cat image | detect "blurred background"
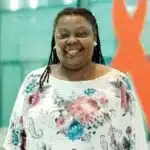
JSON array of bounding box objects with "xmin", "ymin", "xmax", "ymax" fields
[{"xmin": 0, "ymin": 0, "xmax": 150, "ymax": 148}]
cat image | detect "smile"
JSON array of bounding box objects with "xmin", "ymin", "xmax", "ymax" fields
[
  {"xmin": 65, "ymin": 48, "xmax": 83, "ymax": 55},
  {"xmin": 66, "ymin": 50, "xmax": 81, "ymax": 55}
]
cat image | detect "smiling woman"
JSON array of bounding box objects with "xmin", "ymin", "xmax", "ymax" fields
[{"xmin": 3, "ymin": 7, "xmax": 148, "ymax": 150}]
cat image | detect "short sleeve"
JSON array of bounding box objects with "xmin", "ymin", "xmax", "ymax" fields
[
  {"xmin": 3, "ymin": 71, "xmax": 40, "ymax": 150},
  {"xmin": 120, "ymin": 74, "xmax": 149, "ymax": 150}
]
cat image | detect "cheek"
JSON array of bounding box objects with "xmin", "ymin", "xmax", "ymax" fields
[
  {"xmin": 55, "ymin": 41, "xmax": 66, "ymax": 58},
  {"xmin": 56, "ymin": 40, "xmax": 66, "ymax": 50},
  {"xmin": 80, "ymin": 39, "xmax": 94, "ymax": 54},
  {"xmin": 81, "ymin": 37, "xmax": 94, "ymax": 47}
]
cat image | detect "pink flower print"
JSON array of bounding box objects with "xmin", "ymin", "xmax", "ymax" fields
[
  {"xmin": 68, "ymin": 97, "xmax": 100, "ymax": 125},
  {"xmin": 55, "ymin": 115, "xmax": 65, "ymax": 127},
  {"xmin": 86, "ymin": 99, "xmax": 100, "ymax": 110},
  {"xmin": 121, "ymin": 85, "xmax": 127, "ymax": 109},
  {"xmin": 28, "ymin": 91, "xmax": 40, "ymax": 105},
  {"xmin": 126, "ymin": 126, "xmax": 132, "ymax": 135},
  {"xmin": 99, "ymin": 97, "xmax": 108, "ymax": 105},
  {"xmin": 81, "ymin": 113, "xmax": 94, "ymax": 125}
]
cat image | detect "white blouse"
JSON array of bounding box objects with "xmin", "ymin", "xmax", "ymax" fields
[{"xmin": 3, "ymin": 67, "xmax": 148, "ymax": 150}]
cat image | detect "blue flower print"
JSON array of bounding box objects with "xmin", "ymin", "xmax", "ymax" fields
[
  {"xmin": 124, "ymin": 78, "xmax": 132, "ymax": 90},
  {"xmin": 25, "ymin": 79, "xmax": 37, "ymax": 94},
  {"xmin": 12, "ymin": 129, "xmax": 20, "ymax": 146},
  {"xmin": 84, "ymin": 88, "xmax": 96, "ymax": 96},
  {"xmin": 66, "ymin": 119, "xmax": 84, "ymax": 141}
]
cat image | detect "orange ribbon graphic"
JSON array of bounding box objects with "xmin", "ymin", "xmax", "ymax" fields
[{"xmin": 111, "ymin": 0, "xmax": 150, "ymax": 127}]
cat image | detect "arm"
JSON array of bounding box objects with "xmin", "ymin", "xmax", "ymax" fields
[
  {"xmin": 121, "ymin": 74, "xmax": 148, "ymax": 150},
  {"xmin": 3, "ymin": 71, "xmax": 39, "ymax": 150}
]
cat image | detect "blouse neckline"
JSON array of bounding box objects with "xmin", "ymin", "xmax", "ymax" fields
[{"xmin": 49, "ymin": 67, "xmax": 116, "ymax": 85}]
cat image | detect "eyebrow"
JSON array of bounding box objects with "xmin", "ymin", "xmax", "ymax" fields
[
  {"xmin": 57, "ymin": 28, "xmax": 68, "ymax": 32},
  {"xmin": 76, "ymin": 25, "xmax": 88, "ymax": 29},
  {"xmin": 58, "ymin": 26, "xmax": 89, "ymax": 32}
]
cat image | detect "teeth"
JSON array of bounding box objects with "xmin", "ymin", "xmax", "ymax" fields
[{"xmin": 66, "ymin": 50, "xmax": 79, "ymax": 54}]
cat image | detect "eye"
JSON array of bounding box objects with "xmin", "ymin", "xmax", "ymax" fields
[
  {"xmin": 59, "ymin": 33, "xmax": 69, "ymax": 39},
  {"xmin": 76, "ymin": 32, "xmax": 88, "ymax": 38}
]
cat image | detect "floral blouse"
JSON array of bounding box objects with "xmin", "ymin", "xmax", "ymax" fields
[{"xmin": 3, "ymin": 67, "xmax": 148, "ymax": 150}]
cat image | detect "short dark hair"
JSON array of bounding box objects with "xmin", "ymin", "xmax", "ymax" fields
[{"xmin": 39, "ymin": 7, "xmax": 105, "ymax": 89}]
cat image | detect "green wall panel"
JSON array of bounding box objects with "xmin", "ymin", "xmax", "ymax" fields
[{"xmin": 1, "ymin": 65, "xmax": 22, "ymax": 126}]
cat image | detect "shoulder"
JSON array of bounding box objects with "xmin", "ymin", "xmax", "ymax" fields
[
  {"xmin": 25, "ymin": 66, "xmax": 46, "ymax": 80},
  {"xmin": 96, "ymin": 64, "xmax": 128, "ymax": 79},
  {"xmin": 109, "ymin": 67, "xmax": 128, "ymax": 78},
  {"xmin": 107, "ymin": 67, "xmax": 133, "ymax": 90},
  {"xmin": 20, "ymin": 66, "xmax": 46, "ymax": 94}
]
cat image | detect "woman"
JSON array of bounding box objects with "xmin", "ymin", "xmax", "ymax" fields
[{"xmin": 3, "ymin": 7, "xmax": 148, "ymax": 150}]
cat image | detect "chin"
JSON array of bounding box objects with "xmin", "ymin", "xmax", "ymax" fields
[{"xmin": 63, "ymin": 62, "xmax": 85, "ymax": 70}]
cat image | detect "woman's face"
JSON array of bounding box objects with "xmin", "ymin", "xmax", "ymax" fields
[{"xmin": 54, "ymin": 15, "xmax": 96, "ymax": 70}]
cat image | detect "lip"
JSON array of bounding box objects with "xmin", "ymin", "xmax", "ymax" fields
[{"xmin": 65, "ymin": 49, "xmax": 82, "ymax": 56}]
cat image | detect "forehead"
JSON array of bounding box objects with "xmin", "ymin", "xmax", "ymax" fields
[{"xmin": 55, "ymin": 15, "xmax": 92, "ymax": 30}]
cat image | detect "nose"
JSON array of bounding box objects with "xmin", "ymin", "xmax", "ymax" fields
[{"xmin": 67, "ymin": 35, "xmax": 77, "ymax": 45}]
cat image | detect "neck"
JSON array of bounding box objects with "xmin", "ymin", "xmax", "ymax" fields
[{"xmin": 58, "ymin": 62, "xmax": 96, "ymax": 81}]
